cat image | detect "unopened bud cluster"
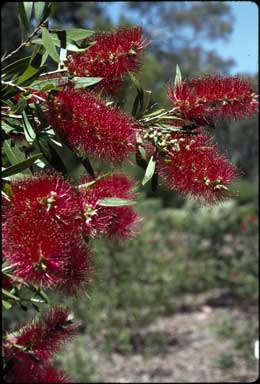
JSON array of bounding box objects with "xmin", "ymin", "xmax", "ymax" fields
[{"xmin": 143, "ymin": 127, "xmax": 186, "ymax": 153}]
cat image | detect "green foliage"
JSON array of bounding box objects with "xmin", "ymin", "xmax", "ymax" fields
[{"xmin": 142, "ymin": 155, "xmax": 156, "ymax": 186}]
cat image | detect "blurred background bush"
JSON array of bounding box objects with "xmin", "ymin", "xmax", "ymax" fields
[{"xmin": 2, "ymin": 2, "xmax": 258, "ymax": 382}]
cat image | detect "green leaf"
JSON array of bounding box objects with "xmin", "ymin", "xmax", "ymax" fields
[
  {"xmin": 24, "ymin": 2, "xmax": 33, "ymax": 25},
  {"xmin": 1, "ymin": 56, "xmax": 31, "ymax": 80},
  {"xmin": 73, "ymin": 77, "xmax": 102, "ymax": 88},
  {"xmin": 3, "ymin": 140, "xmax": 25, "ymax": 164},
  {"xmin": 99, "ymin": 198, "xmax": 136, "ymax": 207},
  {"xmin": 17, "ymin": 50, "xmax": 45, "ymax": 86},
  {"xmin": 22, "ymin": 111, "xmax": 36, "ymax": 143},
  {"xmin": 41, "ymin": 49, "xmax": 49, "ymax": 66},
  {"xmin": 38, "ymin": 137, "xmax": 68, "ymax": 175},
  {"xmin": 174, "ymin": 64, "xmax": 182, "ymax": 87},
  {"xmin": 3, "ymin": 300, "xmax": 12, "ymax": 310},
  {"xmin": 143, "ymin": 90, "xmax": 152, "ymax": 114},
  {"xmin": 128, "ymin": 71, "xmax": 142, "ymax": 92},
  {"xmin": 42, "ymin": 27, "xmax": 60, "ymax": 63},
  {"xmin": 129, "ymin": 72, "xmax": 144, "ymax": 118},
  {"xmin": 37, "ymin": 289, "xmax": 49, "ymax": 303},
  {"xmin": 66, "ymin": 42, "xmax": 90, "ymax": 52},
  {"xmin": 142, "ymin": 155, "xmax": 156, "ymax": 186},
  {"xmin": 2, "ymin": 288, "xmax": 21, "ymax": 301},
  {"xmin": 2, "ymin": 153, "xmax": 44, "ymax": 178},
  {"xmin": 158, "ymin": 123, "xmax": 182, "ymax": 132},
  {"xmin": 1, "ymin": 120, "xmax": 15, "ymax": 134},
  {"xmin": 50, "ymin": 28, "xmax": 93, "ymax": 42},
  {"xmin": 18, "ymin": 3, "xmax": 31, "ymax": 34},
  {"xmin": 34, "ymin": 2, "xmax": 46, "ymax": 22},
  {"xmin": 66, "ymin": 28, "xmax": 94, "ymax": 41},
  {"xmin": 32, "ymin": 36, "xmax": 90, "ymax": 52},
  {"xmin": 143, "ymin": 108, "xmax": 165, "ymax": 118}
]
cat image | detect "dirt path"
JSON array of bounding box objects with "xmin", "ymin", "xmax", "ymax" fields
[{"xmin": 95, "ymin": 304, "xmax": 258, "ymax": 382}]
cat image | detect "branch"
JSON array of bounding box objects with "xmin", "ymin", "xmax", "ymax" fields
[{"xmin": 1, "ymin": 16, "xmax": 49, "ymax": 64}]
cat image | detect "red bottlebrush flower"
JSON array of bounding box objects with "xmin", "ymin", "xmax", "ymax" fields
[
  {"xmin": 168, "ymin": 76, "xmax": 258, "ymax": 124},
  {"xmin": 2, "ymin": 172, "xmax": 90, "ymax": 289},
  {"xmin": 47, "ymin": 87, "xmax": 139, "ymax": 163},
  {"xmin": 67, "ymin": 26, "xmax": 147, "ymax": 94},
  {"xmin": 158, "ymin": 129, "xmax": 239, "ymax": 202},
  {"xmin": 79, "ymin": 173, "xmax": 140, "ymax": 239},
  {"xmin": 4, "ymin": 362, "xmax": 71, "ymax": 383},
  {"xmin": 3, "ymin": 308, "xmax": 76, "ymax": 383},
  {"xmin": 57, "ymin": 240, "xmax": 94, "ymax": 296},
  {"xmin": 34, "ymin": 366, "xmax": 71, "ymax": 383},
  {"xmin": 7, "ymin": 172, "xmax": 81, "ymax": 220},
  {"xmin": 4, "ymin": 307, "xmax": 78, "ymax": 364}
]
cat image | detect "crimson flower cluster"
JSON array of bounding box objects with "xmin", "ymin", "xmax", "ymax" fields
[
  {"xmin": 3, "ymin": 172, "xmax": 138, "ymax": 291},
  {"xmin": 47, "ymin": 87, "xmax": 140, "ymax": 163},
  {"xmin": 141, "ymin": 75, "xmax": 258, "ymax": 202},
  {"xmin": 3, "ymin": 307, "xmax": 77, "ymax": 383},
  {"xmin": 79, "ymin": 173, "xmax": 140, "ymax": 239},
  {"xmin": 67, "ymin": 26, "xmax": 146, "ymax": 94},
  {"xmin": 157, "ymin": 129, "xmax": 239, "ymax": 202},
  {"xmin": 2, "ymin": 172, "xmax": 91, "ymax": 293},
  {"xmin": 168, "ymin": 75, "xmax": 258, "ymax": 125}
]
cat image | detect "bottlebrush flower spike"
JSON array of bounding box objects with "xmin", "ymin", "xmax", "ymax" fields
[
  {"xmin": 67, "ymin": 26, "xmax": 147, "ymax": 94},
  {"xmin": 79, "ymin": 173, "xmax": 140, "ymax": 239},
  {"xmin": 158, "ymin": 129, "xmax": 239, "ymax": 202},
  {"xmin": 57, "ymin": 240, "xmax": 94, "ymax": 296},
  {"xmin": 4, "ymin": 362, "xmax": 71, "ymax": 383},
  {"xmin": 2, "ymin": 172, "xmax": 91, "ymax": 290},
  {"xmin": 3, "ymin": 307, "xmax": 76, "ymax": 383},
  {"xmin": 168, "ymin": 76, "xmax": 258, "ymax": 124},
  {"xmin": 4, "ymin": 307, "xmax": 79, "ymax": 364},
  {"xmin": 47, "ymin": 87, "xmax": 139, "ymax": 163}
]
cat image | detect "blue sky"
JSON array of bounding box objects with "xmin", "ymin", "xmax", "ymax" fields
[
  {"xmin": 209, "ymin": 1, "xmax": 258, "ymax": 75},
  {"xmin": 105, "ymin": 1, "xmax": 258, "ymax": 75}
]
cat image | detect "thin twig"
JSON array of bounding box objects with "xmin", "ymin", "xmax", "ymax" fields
[
  {"xmin": 1, "ymin": 81, "xmax": 46, "ymax": 101},
  {"xmin": 1, "ymin": 16, "xmax": 49, "ymax": 64},
  {"xmin": 39, "ymin": 68, "xmax": 68, "ymax": 77}
]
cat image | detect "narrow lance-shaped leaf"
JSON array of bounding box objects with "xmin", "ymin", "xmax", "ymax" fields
[
  {"xmin": 174, "ymin": 64, "xmax": 182, "ymax": 87},
  {"xmin": 99, "ymin": 197, "xmax": 136, "ymax": 207},
  {"xmin": 24, "ymin": 2, "xmax": 33, "ymax": 25},
  {"xmin": 17, "ymin": 47, "xmax": 45, "ymax": 86},
  {"xmin": 49, "ymin": 28, "xmax": 94, "ymax": 42},
  {"xmin": 2, "ymin": 288, "xmax": 21, "ymax": 301},
  {"xmin": 73, "ymin": 77, "xmax": 103, "ymax": 88},
  {"xmin": 3, "ymin": 140, "xmax": 29, "ymax": 168},
  {"xmin": 3, "ymin": 300, "xmax": 12, "ymax": 310},
  {"xmin": 18, "ymin": 2, "xmax": 32, "ymax": 36},
  {"xmin": 142, "ymin": 155, "xmax": 156, "ymax": 186},
  {"xmin": 41, "ymin": 27, "xmax": 60, "ymax": 63},
  {"xmin": 65, "ymin": 28, "xmax": 94, "ymax": 41},
  {"xmin": 2, "ymin": 153, "xmax": 44, "ymax": 178},
  {"xmin": 34, "ymin": 2, "xmax": 46, "ymax": 23},
  {"xmin": 22, "ymin": 110, "xmax": 36, "ymax": 143}
]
